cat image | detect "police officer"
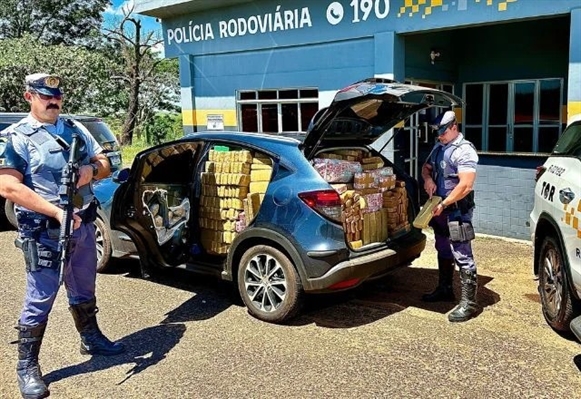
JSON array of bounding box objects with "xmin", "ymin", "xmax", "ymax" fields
[
  {"xmin": 0, "ymin": 73, "xmax": 125, "ymax": 399},
  {"xmin": 420, "ymin": 110, "xmax": 479, "ymax": 322}
]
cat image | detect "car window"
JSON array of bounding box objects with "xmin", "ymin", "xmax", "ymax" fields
[
  {"xmin": 80, "ymin": 120, "xmax": 118, "ymax": 143},
  {"xmin": 552, "ymin": 122, "xmax": 581, "ymax": 158},
  {"xmin": 0, "ymin": 119, "xmax": 22, "ymax": 132},
  {"xmin": 141, "ymin": 143, "xmax": 199, "ymax": 184}
]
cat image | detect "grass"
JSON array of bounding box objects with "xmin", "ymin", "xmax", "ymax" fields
[{"xmin": 119, "ymin": 136, "xmax": 149, "ymax": 168}]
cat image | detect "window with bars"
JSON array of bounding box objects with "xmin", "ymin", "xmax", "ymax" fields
[
  {"xmin": 463, "ymin": 78, "xmax": 564, "ymax": 154},
  {"xmin": 237, "ymin": 88, "xmax": 319, "ymax": 133}
]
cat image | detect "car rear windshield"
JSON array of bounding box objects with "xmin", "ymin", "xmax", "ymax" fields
[
  {"xmin": 553, "ymin": 122, "xmax": 581, "ymax": 158},
  {"xmin": 80, "ymin": 120, "xmax": 118, "ymax": 143}
]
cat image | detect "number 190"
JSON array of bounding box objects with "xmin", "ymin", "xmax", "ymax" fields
[{"xmin": 350, "ymin": 0, "xmax": 390, "ymax": 22}]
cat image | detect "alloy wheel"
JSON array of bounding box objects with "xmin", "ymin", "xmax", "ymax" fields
[
  {"xmin": 243, "ymin": 253, "xmax": 288, "ymax": 313},
  {"xmin": 541, "ymin": 244, "xmax": 563, "ymax": 316}
]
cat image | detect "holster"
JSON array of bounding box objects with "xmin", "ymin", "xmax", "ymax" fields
[
  {"xmin": 79, "ymin": 200, "xmax": 98, "ymax": 223},
  {"xmin": 14, "ymin": 237, "xmax": 40, "ymax": 272},
  {"xmin": 448, "ymin": 220, "xmax": 475, "ymax": 242},
  {"xmin": 46, "ymin": 217, "xmax": 61, "ymax": 240}
]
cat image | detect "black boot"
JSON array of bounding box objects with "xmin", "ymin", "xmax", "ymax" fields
[
  {"xmin": 16, "ymin": 323, "xmax": 49, "ymax": 399},
  {"xmin": 69, "ymin": 298, "xmax": 125, "ymax": 356},
  {"xmin": 448, "ymin": 269, "xmax": 479, "ymax": 322},
  {"xmin": 422, "ymin": 258, "xmax": 455, "ymax": 302}
]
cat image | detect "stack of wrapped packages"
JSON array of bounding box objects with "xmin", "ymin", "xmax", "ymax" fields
[
  {"xmin": 199, "ymin": 148, "xmax": 271, "ymax": 255},
  {"xmin": 313, "ymin": 150, "xmax": 410, "ymax": 249}
]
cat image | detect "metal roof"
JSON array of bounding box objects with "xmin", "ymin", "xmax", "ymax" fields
[{"xmin": 134, "ymin": 0, "xmax": 253, "ymax": 19}]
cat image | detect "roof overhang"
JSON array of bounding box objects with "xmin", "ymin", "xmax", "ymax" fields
[{"xmin": 135, "ymin": 0, "xmax": 254, "ymax": 19}]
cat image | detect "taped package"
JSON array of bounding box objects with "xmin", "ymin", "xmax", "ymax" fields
[{"xmin": 413, "ymin": 196, "xmax": 442, "ymax": 229}]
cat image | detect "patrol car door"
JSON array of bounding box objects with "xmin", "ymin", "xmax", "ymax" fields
[
  {"xmin": 543, "ymin": 122, "xmax": 581, "ymax": 292},
  {"xmin": 112, "ymin": 141, "xmax": 201, "ymax": 267}
]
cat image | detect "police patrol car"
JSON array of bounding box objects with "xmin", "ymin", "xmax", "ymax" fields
[{"xmin": 529, "ymin": 115, "xmax": 581, "ymax": 336}]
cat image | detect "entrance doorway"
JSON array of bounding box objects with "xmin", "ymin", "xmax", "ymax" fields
[{"xmin": 401, "ymin": 81, "xmax": 454, "ymax": 180}]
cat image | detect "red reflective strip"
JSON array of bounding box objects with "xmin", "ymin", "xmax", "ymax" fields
[{"xmin": 328, "ymin": 278, "xmax": 360, "ymax": 290}]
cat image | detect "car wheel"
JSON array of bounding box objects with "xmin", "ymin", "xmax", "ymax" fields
[
  {"xmin": 5, "ymin": 199, "xmax": 17, "ymax": 228},
  {"xmin": 538, "ymin": 235, "xmax": 576, "ymax": 331},
  {"xmin": 94, "ymin": 217, "xmax": 113, "ymax": 273},
  {"xmin": 238, "ymin": 245, "xmax": 303, "ymax": 323}
]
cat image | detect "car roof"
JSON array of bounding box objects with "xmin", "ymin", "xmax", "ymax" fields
[
  {"xmin": 184, "ymin": 130, "xmax": 303, "ymax": 145},
  {"xmin": 148, "ymin": 130, "xmax": 303, "ymax": 166},
  {"xmin": 0, "ymin": 112, "xmax": 103, "ymax": 122},
  {"xmin": 568, "ymin": 114, "xmax": 581, "ymax": 126}
]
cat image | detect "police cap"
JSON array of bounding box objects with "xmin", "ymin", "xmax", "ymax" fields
[
  {"xmin": 25, "ymin": 73, "xmax": 63, "ymax": 96},
  {"xmin": 431, "ymin": 110, "xmax": 457, "ymax": 136}
]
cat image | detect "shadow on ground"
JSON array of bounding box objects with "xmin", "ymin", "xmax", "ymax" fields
[
  {"xmin": 105, "ymin": 258, "xmax": 501, "ymax": 330},
  {"xmin": 44, "ymin": 323, "xmax": 187, "ymax": 386},
  {"xmin": 293, "ymin": 265, "xmax": 500, "ymax": 328}
]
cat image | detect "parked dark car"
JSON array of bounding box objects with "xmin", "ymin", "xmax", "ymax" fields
[
  {"xmin": 91, "ymin": 173, "xmax": 138, "ymax": 272},
  {"xmin": 111, "ymin": 78, "xmax": 463, "ymax": 323},
  {"xmin": 0, "ymin": 112, "xmax": 133, "ymax": 271}
]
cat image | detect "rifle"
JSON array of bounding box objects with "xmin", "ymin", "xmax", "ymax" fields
[{"xmin": 57, "ymin": 132, "xmax": 81, "ymax": 286}]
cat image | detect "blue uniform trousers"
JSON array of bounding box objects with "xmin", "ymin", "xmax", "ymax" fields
[
  {"xmin": 430, "ymin": 208, "xmax": 477, "ymax": 273},
  {"xmin": 19, "ymin": 222, "xmax": 97, "ymax": 326}
]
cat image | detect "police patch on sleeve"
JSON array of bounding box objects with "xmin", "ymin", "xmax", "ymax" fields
[{"xmin": 0, "ymin": 136, "xmax": 27, "ymax": 172}]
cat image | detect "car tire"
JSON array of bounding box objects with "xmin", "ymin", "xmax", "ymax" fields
[
  {"xmin": 238, "ymin": 245, "xmax": 303, "ymax": 324},
  {"xmin": 94, "ymin": 217, "xmax": 113, "ymax": 273},
  {"xmin": 5, "ymin": 199, "xmax": 17, "ymax": 228},
  {"xmin": 538, "ymin": 235, "xmax": 577, "ymax": 332}
]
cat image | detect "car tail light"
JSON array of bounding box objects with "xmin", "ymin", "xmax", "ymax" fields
[
  {"xmin": 535, "ymin": 166, "xmax": 546, "ymax": 182},
  {"xmin": 101, "ymin": 142, "xmax": 120, "ymax": 152},
  {"xmin": 298, "ymin": 190, "xmax": 342, "ymax": 223}
]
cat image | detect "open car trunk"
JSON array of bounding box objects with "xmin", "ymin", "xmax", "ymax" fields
[{"xmin": 312, "ymin": 146, "xmax": 417, "ymax": 250}]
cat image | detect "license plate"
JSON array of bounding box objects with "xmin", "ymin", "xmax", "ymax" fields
[{"xmin": 109, "ymin": 155, "xmax": 121, "ymax": 166}]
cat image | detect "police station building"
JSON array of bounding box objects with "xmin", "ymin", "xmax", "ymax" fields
[{"xmin": 135, "ymin": 0, "xmax": 581, "ymax": 241}]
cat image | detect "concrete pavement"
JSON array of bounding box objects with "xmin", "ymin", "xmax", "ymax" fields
[{"xmin": 1, "ymin": 229, "xmax": 580, "ymax": 398}]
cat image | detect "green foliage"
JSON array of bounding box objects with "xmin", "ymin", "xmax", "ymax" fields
[
  {"xmin": 120, "ymin": 138, "xmax": 149, "ymax": 168},
  {"xmin": 112, "ymin": 112, "xmax": 184, "ymax": 166},
  {"xmin": 0, "ymin": 6, "xmax": 181, "ymax": 148},
  {"xmin": 0, "ymin": 0, "xmax": 110, "ymax": 46},
  {"xmin": 143, "ymin": 112, "xmax": 183, "ymax": 146},
  {"xmin": 0, "ymin": 35, "xmax": 123, "ymax": 114}
]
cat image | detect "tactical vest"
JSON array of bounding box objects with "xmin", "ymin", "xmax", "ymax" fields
[
  {"xmin": 429, "ymin": 138, "xmax": 476, "ymax": 211},
  {"xmin": 12, "ymin": 119, "xmax": 94, "ymax": 208}
]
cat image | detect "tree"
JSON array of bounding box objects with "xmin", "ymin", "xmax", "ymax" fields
[
  {"xmin": 0, "ymin": 4, "xmax": 181, "ymax": 145},
  {"xmin": 0, "ymin": 35, "xmax": 121, "ymax": 115},
  {"xmin": 0, "ymin": 0, "xmax": 110, "ymax": 46},
  {"xmin": 103, "ymin": 7, "xmax": 178, "ymax": 145}
]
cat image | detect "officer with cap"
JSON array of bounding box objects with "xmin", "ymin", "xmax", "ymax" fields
[
  {"xmin": 0, "ymin": 73, "xmax": 125, "ymax": 399},
  {"xmin": 420, "ymin": 110, "xmax": 480, "ymax": 322}
]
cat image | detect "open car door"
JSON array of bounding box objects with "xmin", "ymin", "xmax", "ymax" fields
[{"xmin": 111, "ymin": 140, "xmax": 201, "ymax": 267}]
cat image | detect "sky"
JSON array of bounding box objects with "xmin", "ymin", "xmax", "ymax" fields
[{"xmin": 104, "ymin": 0, "xmax": 165, "ymax": 53}]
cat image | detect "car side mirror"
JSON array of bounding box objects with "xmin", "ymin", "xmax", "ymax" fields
[{"xmin": 113, "ymin": 168, "xmax": 131, "ymax": 183}]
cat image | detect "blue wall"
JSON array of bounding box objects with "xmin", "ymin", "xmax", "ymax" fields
[
  {"xmin": 162, "ymin": 0, "xmax": 580, "ymax": 58},
  {"xmin": 188, "ymin": 16, "xmax": 571, "ymax": 99},
  {"xmin": 403, "ymin": 16, "xmax": 570, "ymax": 97},
  {"xmin": 192, "ymin": 38, "xmax": 375, "ymax": 94}
]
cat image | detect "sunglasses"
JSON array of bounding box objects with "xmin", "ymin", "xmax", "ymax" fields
[
  {"xmin": 31, "ymin": 91, "xmax": 63, "ymax": 101},
  {"xmin": 431, "ymin": 121, "xmax": 454, "ymax": 136}
]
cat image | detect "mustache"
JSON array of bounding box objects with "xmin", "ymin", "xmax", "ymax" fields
[{"xmin": 46, "ymin": 104, "xmax": 60, "ymax": 110}]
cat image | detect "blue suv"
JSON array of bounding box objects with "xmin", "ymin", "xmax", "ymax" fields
[{"xmin": 112, "ymin": 78, "xmax": 463, "ymax": 323}]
